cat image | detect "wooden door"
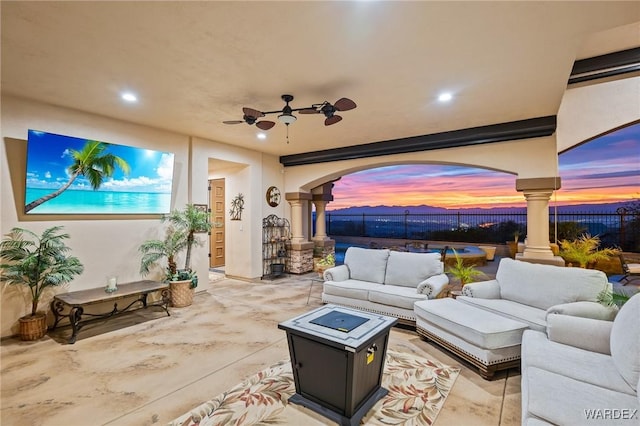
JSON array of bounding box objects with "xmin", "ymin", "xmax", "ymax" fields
[{"xmin": 209, "ymin": 178, "xmax": 225, "ymax": 268}]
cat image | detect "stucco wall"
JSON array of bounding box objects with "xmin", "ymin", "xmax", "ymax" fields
[
  {"xmin": 557, "ymin": 76, "xmax": 640, "ymax": 152},
  {"xmin": 0, "ymin": 96, "xmax": 279, "ymax": 337}
]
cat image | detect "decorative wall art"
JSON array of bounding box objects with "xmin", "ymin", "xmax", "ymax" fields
[
  {"xmin": 230, "ymin": 194, "xmax": 245, "ymax": 221},
  {"xmin": 24, "ymin": 130, "xmax": 175, "ymax": 214},
  {"xmin": 266, "ymin": 186, "xmax": 281, "ymax": 207}
]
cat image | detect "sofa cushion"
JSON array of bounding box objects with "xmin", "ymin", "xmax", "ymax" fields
[
  {"xmin": 383, "ymin": 251, "xmax": 443, "ymax": 288},
  {"xmin": 323, "ymin": 279, "xmax": 379, "ymax": 301},
  {"xmin": 367, "ymin": 285, "xmax": 428, "ymax": 310},
  {"xmin": 457, "ymin": 296, "xmax": 547, "ymax": 332},
  {"xmin": 610, "ymin": 293, "xmax": 640, "ymax": 389},
  {"xmin": 522, "ymin": 329, "xmax": 635, "ymax": 396},
  {"xmin": 496, "ymin": 258, "xmax": 608, "ymax": 310},
  {"xmin": 344, "ymin": 247, "xmax": 390, "ymax": 284},
  {"xmin": 414, "ymin": 299, "xmax": 528, "ymax": 349},
  {"xmin": 525, "ymin": 367, "xmax": 639, "ymax": 425}
]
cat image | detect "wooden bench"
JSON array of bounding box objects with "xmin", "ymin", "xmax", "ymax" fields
[{"xmin": 50, "ymin": 280, "xmax": 170, "ymax": 344}]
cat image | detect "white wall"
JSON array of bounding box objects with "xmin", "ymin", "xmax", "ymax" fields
[
  {"xmin": 191, "ymin": 137, "xmax": 284, "ymax": 280},
  {"xmin": 0, "ymin": 97, "xmax": 280, "ymax": 337},
  {"xmin": 557, "ymin": 76, "xmax": 640, "ymax": 152}
]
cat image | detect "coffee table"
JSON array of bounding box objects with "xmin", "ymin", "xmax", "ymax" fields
[{"xmin": 278, "ymin": 305, "xmax": 397, "ymax": 426}]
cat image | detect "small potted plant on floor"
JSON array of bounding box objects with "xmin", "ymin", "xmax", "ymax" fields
[
  {"xmin": 139, "ymin": 204, "xmax": 212, "ymax": 307},
  {"xmin": 0, "ymin": 226, "xmax": 84, "ymax": 340},
  {"xmin": 315, "ymin": 253, "xmax": 335, "ymax": 277},
  {"xmin": 446, "ymin": 249, "xmax": 486, "ymax": 290}
]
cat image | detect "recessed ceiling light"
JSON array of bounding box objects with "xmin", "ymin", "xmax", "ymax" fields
[
  {"xmin": 257, "ymin": 133, "xmax": 267, "ymax": 140},
  {"xmin": 438, "ymin": 93, "xmax": 453, "ymax": 102},
  {"xmin": 121, "ymin": 92, "xmax": 138, "ymax": 103}
]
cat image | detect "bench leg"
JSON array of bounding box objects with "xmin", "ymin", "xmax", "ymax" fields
[
  {"xmin": 161, "ymin": 289, "xmax": 171, "ymax": 316},
  {"xmin": 68, "ymin": 306, "xmax": 84, "ymax": 344}
]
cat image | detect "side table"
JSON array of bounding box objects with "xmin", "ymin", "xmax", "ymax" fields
[{"xmin": 450, "ymin": 290, "xmax": 463, "ymax": 299}]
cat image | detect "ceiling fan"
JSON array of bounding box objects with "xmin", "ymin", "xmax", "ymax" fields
[{"xmin": 223, "ymin": 94, "xmax": 357, "ymax": 130}]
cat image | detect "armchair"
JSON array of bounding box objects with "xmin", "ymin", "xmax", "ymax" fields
[{"xmin": 521, "ymin": 293, "xmax": 639, "ymax": 425}]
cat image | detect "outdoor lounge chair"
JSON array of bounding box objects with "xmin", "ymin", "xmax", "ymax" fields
[{"xmin": 620, "ymin": 254, "xmax": 640, "ymax": 284}]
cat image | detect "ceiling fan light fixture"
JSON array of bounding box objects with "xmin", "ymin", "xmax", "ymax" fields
[{"xmin": 278, "ymin": 113, "xmax": 297, "ymax": 125}]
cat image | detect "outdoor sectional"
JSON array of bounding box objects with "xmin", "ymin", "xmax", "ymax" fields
[
  {"xmin": 414, "ymin": 258, "xmax": 617, "ymax": 378},
  {"xmin": 322, "ymin": 247, "xmax": 449, "ymax": 324}
]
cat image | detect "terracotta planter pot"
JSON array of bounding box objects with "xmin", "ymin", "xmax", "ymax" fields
[
  {"xmin": 478, "ymin": 245, "xmax": 496, "ymax": 261},
  {"xmin": 170, "ymin": 279, "xmax": 194, "ymax": 308},
  {"xmin": 19, "ymin": 312, "xmax": 47, "ymax": 341}
]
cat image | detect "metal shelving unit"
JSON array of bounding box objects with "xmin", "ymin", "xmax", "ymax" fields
[{"xmin": 262, "ymin": 214, "xmax": 291, "ymax": 279}]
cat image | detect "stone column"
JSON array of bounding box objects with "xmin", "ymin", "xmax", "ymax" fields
[
  {"xmin": 515, "ymin": 177, "xmax": 565, "ymax": 266},
  {"xmin": 312, "ymin": 200, "xmax": 329, "ymax": 241},
  {"xmin": 285, "ymin": 192, "xmax": 314, "ymax": 273}
]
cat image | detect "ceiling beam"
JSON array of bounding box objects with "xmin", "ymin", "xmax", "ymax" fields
[
  {"xmin": 569, "ymin": 47, "xmax": 640, "ymax": 85},
  {"xmin": 280, "ymin": 115, "xmax": 557, "ymax": 167}
]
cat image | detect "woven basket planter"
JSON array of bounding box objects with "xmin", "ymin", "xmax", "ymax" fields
[
  {"xmin": 170, "ymin": 280, "xmax": 194, "ymax": 308},
  {"xmin": 18, "ymin": 313, "xmax": 47, "ymax": 341}
]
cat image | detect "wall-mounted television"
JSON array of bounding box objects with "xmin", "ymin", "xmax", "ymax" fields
[{"xmin": 25, "ymin": 130, "xmax": 175, "ymax": 214}]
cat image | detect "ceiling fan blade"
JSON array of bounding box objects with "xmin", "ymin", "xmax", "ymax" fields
[
  {"xmin": 325, "ymin": 115, "xmax": 342, "ymax": 126},
  {"xmin": 298, "ymin": 108, "xmax": 319, "ymax": 114},
  {"xmin": 223, "ymin": 120, "xmax": 245, "ymax": 125},
  {"xmin": 334, "ymin": 98, "xmax": 356, "ymax": 111},
  {"xmin": 242, "ymin": 107, "xmax": 265, "ymax": 119},
  {"xmin": 256, "ymin": 120, "xmax": 276, "ymax": 130}
]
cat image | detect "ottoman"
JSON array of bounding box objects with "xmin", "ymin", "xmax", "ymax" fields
[{"xmin": 414, "ymin": 298, "xmax": 528, "ymax": 379}]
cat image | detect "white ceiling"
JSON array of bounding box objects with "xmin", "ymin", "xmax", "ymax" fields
[{"xmin": 2, "ymin": 1, "xmax": 639, "ymax": 158}]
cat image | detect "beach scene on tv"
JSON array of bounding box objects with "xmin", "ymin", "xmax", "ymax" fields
[{"xmin": 24, "ymin": 130, "xmax": 175, "ymax": 214}]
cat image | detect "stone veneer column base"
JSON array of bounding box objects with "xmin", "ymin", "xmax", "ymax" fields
[
  {"xmin": 289, "ymin": 241, "xmax": 314, "ymax": 274},
  {"xmin": 313, "ymin": 239, "xmax": 335, "ymax": 258}
]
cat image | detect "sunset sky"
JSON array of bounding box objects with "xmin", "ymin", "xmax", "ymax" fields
[{"xmin": 329, "ymin": 123, "xmax": 639, "ymax": 210}]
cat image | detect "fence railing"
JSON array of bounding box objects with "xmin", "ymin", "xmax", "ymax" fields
[{"xmin": 323, "ymin": 210, "xmax": 639, "ymax": 250}]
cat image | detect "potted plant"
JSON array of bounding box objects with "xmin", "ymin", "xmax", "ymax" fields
[
  {"xmin": 315, "ymin": 253, "xmax": 335, "ymax": 277},
  {"xmin": 507, "ymin": 231, "xmax": 520, "ymax": 258},
  {"xmin": 559, "ymin": 234, "xmax": 620, "ymax": 268},
  {"xmin": 139, "ymin": 204, "xmax": 212, "ymax": 307},
  {"xmin": 446, "ymin": 249, "xmax": 486, "ymax": 287},
  {"xmin": 0, "ymin": 226, "xmax": 84, "ymax": 340}
]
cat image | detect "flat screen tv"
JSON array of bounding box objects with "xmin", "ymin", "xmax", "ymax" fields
[{"xmin": 24, "ymin": 130, "xmax": 175, "ymax": 214}]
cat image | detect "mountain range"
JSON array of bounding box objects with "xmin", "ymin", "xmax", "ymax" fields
[{"xmin": 326, "ymin": 201, "xmax": 634, "ymax": 215}]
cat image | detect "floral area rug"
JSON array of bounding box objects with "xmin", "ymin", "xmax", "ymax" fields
[{"xmin": 167, "ymin": 350, "xmax": 460, "ymax": 426}]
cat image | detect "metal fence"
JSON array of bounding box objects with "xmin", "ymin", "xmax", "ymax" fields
[{"xmin": 323, "ymin": 210, "xmax": 639, "ymax": 250}]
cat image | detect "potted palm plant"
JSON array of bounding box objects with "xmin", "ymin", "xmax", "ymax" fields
[
  {"xmin": 0, "ymin": 226, "xmax": 84, "ymax": 340},
  {"xmin": 139, "ymin": 204, "xmax": 212, "ymax": 307},
  {"xmin": 446, "ymin": 249, "xmax": 487, "ymax": 287},
  {"xmin": 559, "ymin": 234, "xmax": 620, "ymax": 268}
]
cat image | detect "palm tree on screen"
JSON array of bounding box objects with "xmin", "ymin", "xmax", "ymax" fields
[{"xmin": 25, "ymin": 140, "xmax": 130, "ymax": 213}]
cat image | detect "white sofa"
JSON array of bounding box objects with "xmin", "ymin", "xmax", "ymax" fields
[
  {"xmin": 322, "ymin": 247, "xmax": 449, "ymax": 323},
  {"xmin": 459, "ymin": 258, "xmax": 617, "ymax": 331},
  {"xmin": 521, "ymin": 293, "xmax": 639, "ymax": 425},
  {"xmin": 414, "ymin": 258, "xmax": 617, "ymax": 378}
]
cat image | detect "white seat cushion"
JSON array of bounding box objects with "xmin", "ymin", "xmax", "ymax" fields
[
  {"xmin": 522, "ymin": 330, "xmax": 635, "ymax": 396},
  {"xmin": 344, "ymin": 247, "xmax": 390, "ymax": 284},
  {"xmin": 323, "ymin": 279, "xmax": 378, "ymax": 301},
  {"xmin": 457, "ymin": 296, "xmax": 547, "ymax": 332},
  {"xmin": 414, "ymin": 299, "xmax": 528, "ymax": 349},
  {"xmin": 383, "ymin": 251, "xmax": 443, "ymax": 288},
  {"xmin": 496, "ymin": 258, "xmax": 608, "ymax": 310},
  {"xmin": 367, "ymin": 285, "xmax": 428, "ymax": 310}
]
